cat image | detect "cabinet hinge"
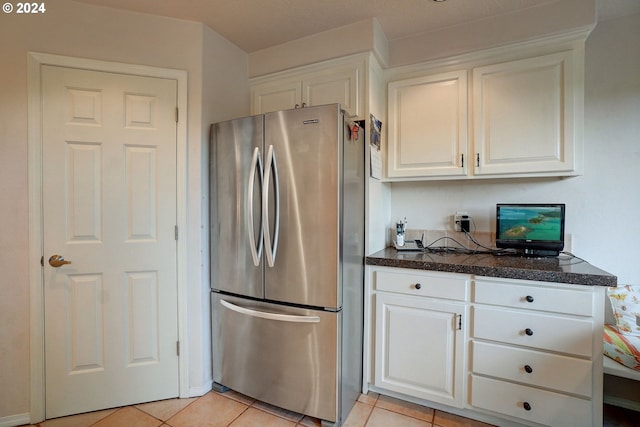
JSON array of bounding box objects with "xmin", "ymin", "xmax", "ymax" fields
[
  {"xmin": 458, "ymin": 314, "xmax": 462, "ymax": 330},
  {"xmin": 176, "ymin": 341, "xmax": 180, "ymax": 356},
  {"xmin": 175, "ymin": 107, "xmax": 179, "ymax": 123},
  {"xmin": 40, "ymin": 255, "xmax": 44, "ymax": 266},
  {"xmin": 175, "ymin": 225, "xmax": 178, "ymax": 240},
  {"xmin": 476, "ymin": 153, "xmax": 480, "ymax": 167},
  {"xmin": 461, "ymin": 153, "xmax": 464, "ymax": 168}
]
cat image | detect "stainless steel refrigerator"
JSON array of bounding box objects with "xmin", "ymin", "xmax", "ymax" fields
[{"xmin": 209, "ymin": 104, "xmax": 364, "ymax": 426}]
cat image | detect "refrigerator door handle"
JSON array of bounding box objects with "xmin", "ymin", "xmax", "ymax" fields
[
  {"xmin": 263, "ymin": 144, "xmax": 280, "ymax": 267},
  {"xmin": 220, "ymin": 299, "xmax": 320, "ymax": 323},
  {"xmin": 247, "ymin": 147, "xmax": 263, "ymax": 267}
]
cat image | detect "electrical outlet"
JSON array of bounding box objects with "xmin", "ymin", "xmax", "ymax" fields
[{"xmin": 453, "ymin": 211, "xmax": 468, "ymax": 231}]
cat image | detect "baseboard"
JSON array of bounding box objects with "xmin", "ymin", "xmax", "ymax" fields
[
  {"xmin": 0, "ymin": 413, "xmax": 30, "ymax": 427},
  {"xmin": 188, "ymin": 379, "xmax": 213, "ymax": 397}
]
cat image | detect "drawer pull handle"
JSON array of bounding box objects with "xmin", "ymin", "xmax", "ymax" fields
[
  {"xmin": 525, "ymin": 328, "xmax": 534, "ymax": 336},
  {"xmin": 524, "ymin": 365, "xmax": 533, "ymax": 373},
  {"xmin": 414, "ymin": 283, "xmax": 422, "ymax": 290},
  {"xmin": 525, "ymin": 295, "xmax": 534, "ymax": 303},
  {"xmin": 523, "ymin": 402, "xmax": 532, "ymax": 411}
]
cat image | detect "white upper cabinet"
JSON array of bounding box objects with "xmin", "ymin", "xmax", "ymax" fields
[
  {"xmin": 251, "ymin": 80, "xmax": 302, "ymax": 114},
  {"xmin": 386, "ymin": 44, "xmax": 584, "ymax": 181},
  {"xmin": 473, "ymin": 51, "xmax": 578, "ymax": 177},
  {"xmin": 302, "ymin": 65, "xmax": 360, "ymax": 115},
  {"xmin": 251, "ymin": 57, "xmax": 364, "ymax": 117},
  {"xmin": 387, "ymin": 70, "xmax": 468, "ymax": 178}
]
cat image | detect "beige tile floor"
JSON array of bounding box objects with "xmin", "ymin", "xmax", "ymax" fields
[
  {"xmin": 20, "ymin": 390, "xmax": 640, "ymax": 427},
  {"xmin": 22, "ymin": 390, "xmax": 495, "ymax": 427}
]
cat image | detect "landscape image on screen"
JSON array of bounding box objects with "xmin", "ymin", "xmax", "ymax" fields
[{"xmin": 498, "ymin": 206, "xmax": 562, "ymax": 241}]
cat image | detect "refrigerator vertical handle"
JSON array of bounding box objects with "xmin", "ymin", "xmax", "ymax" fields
[
  {"xmin": 247, "ymin": 147, "xmax": 263, "ymax": 267},
  {"xmin": 263, "ymin": 144, "xmax": 280, "ymax": 267}
]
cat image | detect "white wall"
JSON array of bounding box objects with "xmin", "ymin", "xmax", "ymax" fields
[
  {"xmin": 248, "ymin": 18, "xmax": 393, "ymax": 78},
  {"xmin": 0, "ymin": 0, "xmax": 248, "ymax": 420},
  {"xmin": 388, "ymin": 12, "xmax": 640, "ymax": 284},
  {"xmin": 389, "ymin": 0, "xmax": 596, "ymax": 67},
  {"xmin": 195, "ymin": 25, "xmax": 250, "ymax": 395}
]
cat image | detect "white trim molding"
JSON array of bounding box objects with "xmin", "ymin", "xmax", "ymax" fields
[{"xmin": 0, "ymin": 414, "xmax": 31, "ymax": 427}]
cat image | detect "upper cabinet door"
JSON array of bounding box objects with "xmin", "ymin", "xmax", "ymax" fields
[
  {"xmin": 302, "ymin": 64, "xmax": 361, "ymax": 117},
  {"xmin": 250, "ymin": 56, "xmax": 365, "ymax": 116},
  {"xmin": 472, "ymin": 50, "xmax": 580, "ymax": 177},
  {"xmin": 387, "ymin": 70, "xmax": 468, "ymax": 179},
  {"xmin": 251, "ymin": 80, "xmax": 302, "ymax": 114}
]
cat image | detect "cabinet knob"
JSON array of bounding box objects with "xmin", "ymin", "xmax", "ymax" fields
[
  {"xmin": 525, "ymin": 295, "xmax": 534, "ymax": 303},
  {"xmin": 524, "ymin": 364, "xmax": 533, "ymax": 373},
  {"xmin": 414, "ymin": 283, "xmax": 422, "ymax": 290},
  {"xmin": 525, "ymin": 328, "xmax": 534, "ymax": 336},
  {"xmin": 523, "ymin": 402, "xmax": 532, "ymax": 411}
]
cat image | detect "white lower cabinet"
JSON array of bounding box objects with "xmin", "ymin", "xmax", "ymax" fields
[
  {"xmin": 375, "ymin": 293, "xmax": 465, "ymax": 407},
  {"xmin": 370, "ymin": 267, "xmax": 467, "ymax": 408},
  {"xmin": 469, "ymin": 277, "xmax": 604, "ymax": 427},
  {"xmin": 366, "ymin": 267, "xmax": 605, "ymax": 427}
]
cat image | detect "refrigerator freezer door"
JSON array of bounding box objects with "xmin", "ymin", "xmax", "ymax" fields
[
  {"xmin": 212, "ymin": 293, "xmax": 340, "ymax": 423},
  {"xmin": 210, "ymin": 115, "xmax": 265, "ymax": 298},
  {"xmin": 264, "ymin": 104, "xmax": 341, "ymax": 308}
]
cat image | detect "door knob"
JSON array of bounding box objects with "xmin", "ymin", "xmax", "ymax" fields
[{"xmin": 49, "ymin": 254, "xmax": 71, "ymax": 268}]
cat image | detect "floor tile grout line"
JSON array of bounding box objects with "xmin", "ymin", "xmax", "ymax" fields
[
  {"xmin": 357, "ymin": 394, "xmax": 377, "ymax": 427},
  {"xmin": 372, "ymin": 396, "xmax": 436, "ymax": 424},
  {"xmin": 220, "ymin": 391, "xmax": 305, "ymax": 425},
  {"xmin": 362, "ymin": 401, "xmax": 376, "ymax": 427},
  {"xmin": 142, "ymin": 393, "xmax": 201, "ymax": 424},
  {"xmin": 98, "ymin": 402, "xmax": 158, "ymax": 426},
  {"xmin": 226, "ymin": 401, "xmax": 251, "ymax": 427},
  {"xmin": 130, "ymin": 405, "xmax": 168, "ymax": 425},
  {"xmin": 86, "ymin": 406, "xmax": 124, "ymax": 427}
]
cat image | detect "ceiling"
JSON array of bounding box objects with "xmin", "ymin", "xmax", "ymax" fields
[{"xmin": 73, "ymin": 0, "xmax": 640, "ymax": 53}]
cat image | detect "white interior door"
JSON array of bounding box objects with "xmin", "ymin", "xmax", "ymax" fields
[{"xmin": 41, "ymin": 65, "xmax": 179, "ymax": 419}]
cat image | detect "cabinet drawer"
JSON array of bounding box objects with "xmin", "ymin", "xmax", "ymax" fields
[
  {"xmin": 473, "ymin": 306, "xmax": 593, "ymax": 356},
  {"xmin": 471, "ymin": 341, "xmax": 592, "ymax": 397},
  {"xmin": 470, "ymin": 375, "xmax": 592, "ymax": 427},
  {"xmin": 474, "ymin": 279, "xmax": 593, "ymax": 316},
  {"xmin": 374, "ymin": 269, "xmax": 468, "ymax": 301}
]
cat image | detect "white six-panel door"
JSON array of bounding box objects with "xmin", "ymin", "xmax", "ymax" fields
[{"xmin": 41, "ymin": 65, "xmax": 179, "ymax": 418}]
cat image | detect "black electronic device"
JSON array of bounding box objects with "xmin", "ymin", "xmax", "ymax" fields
[{"xmin": 495, "ymin": 203, "xmax": 565, "ymax": 257}]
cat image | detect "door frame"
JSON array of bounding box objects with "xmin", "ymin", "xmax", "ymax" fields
[{"xmin": 27, "ymin": 52, "xmax": 189, "ymax": 422}]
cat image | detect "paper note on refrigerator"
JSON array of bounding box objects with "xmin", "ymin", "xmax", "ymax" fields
[{"xmin": 370, "ymin": 114, "xmax": 382, "ymax": 180}]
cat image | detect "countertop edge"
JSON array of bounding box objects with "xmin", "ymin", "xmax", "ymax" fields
[{"xmin": 365, "ymin": 252, "xmax": 617, "ymax": 287}]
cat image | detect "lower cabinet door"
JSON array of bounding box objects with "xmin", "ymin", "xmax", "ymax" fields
[
  {"xmin": 470, "ymin": 375, "xmax": 592, "ymax": 427},
  {"xmin": 374, "ymin": 293, "xmax": 464, "ymax": 407}
]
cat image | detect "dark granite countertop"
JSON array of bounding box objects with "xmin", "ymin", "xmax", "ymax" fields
[{"xmin": 366, "ymin": 248, "xmax": 617, "ymax": 287}]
